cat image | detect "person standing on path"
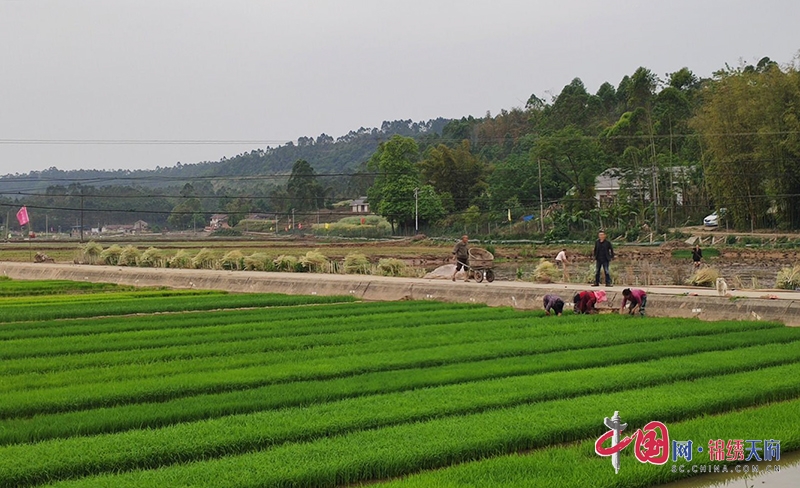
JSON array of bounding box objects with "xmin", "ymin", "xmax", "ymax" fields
[
  {"xmin": 621, "ymin": 288, "xmax": 647, "ymax": 316},
  {"xmin": 555, "ymin": 248, "xmax": 570, "ymax": 282},
  {"xmin": 592, "ymin": 230, "xmax": 614, "ymax": 287},
  {"xmin": 691, "ymin": 244, "xmax": 703, "ymax": 269},
  {"xmin": 452, "ymin": 235, "xmax": 470, "ymax": 282}
]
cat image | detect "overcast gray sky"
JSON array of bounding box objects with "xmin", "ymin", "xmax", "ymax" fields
[{"xmin": 1, "ymin": 0, "xmax": 798, "ymax": 174}]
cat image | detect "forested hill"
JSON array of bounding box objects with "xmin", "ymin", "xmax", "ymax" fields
[{"xmin": 0, "ymin": 118, "xmax": 450, "ymax": 193}]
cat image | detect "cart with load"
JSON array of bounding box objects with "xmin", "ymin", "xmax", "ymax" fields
[{"xmin": 468, "ymin": 247, "xmax": 495, "ymax": 283}]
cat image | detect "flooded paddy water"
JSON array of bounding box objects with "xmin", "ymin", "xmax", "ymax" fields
[{"xmin": 657, "ymin": 450, "xmax": 800, "ymax": 488}]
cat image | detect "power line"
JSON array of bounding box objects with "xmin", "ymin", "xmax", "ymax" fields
[{"xmin": 0, "ymin": 139, "xmax": 292, "ymax": 145}]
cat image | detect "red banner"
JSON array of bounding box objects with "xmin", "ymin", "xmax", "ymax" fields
[{"xmin": 16, "ymin": 206, "xmax": 29, "ymax": 226}]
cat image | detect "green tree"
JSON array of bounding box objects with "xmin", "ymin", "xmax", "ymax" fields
[
  {"xmin": 692, "ymin": 61, "xmax": 800, "ymax": 229},
  {"xmin": 418, "ymin": 141, "xmax": 486, "ymax": 211},
  {"xmin": 287, "ymin": 159, "xmax": 325, "ymax": 211},
  {"xmin": 533, "ymin": 127, "xmax": 603, "ymax": 213},
  {"xmin": 367, "ymin": 136, "xmax": 444, "ymax": 232}
]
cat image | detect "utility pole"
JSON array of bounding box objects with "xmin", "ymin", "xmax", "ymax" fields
[
  {"xmin": 537, "ymin": 159, "xmax": 545, "ymax": 234},
  {"xmin": 414, "ymin": 188, "xmax": 419, "ymax": 232},
  {"xmin": 80, "ymin": 191, "xmax": 85, "ymax": 243},
  {"xmin": 291, "ymin": 208, "xmax": 295, "ymax": 233}
]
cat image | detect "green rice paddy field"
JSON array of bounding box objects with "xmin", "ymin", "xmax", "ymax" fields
[{"xmin": 0, "ymin": 278, "xmax": 798, "ymax": 487}]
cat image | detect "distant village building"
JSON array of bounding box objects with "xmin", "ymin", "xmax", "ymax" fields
[
  {"xmin": 595, "ymin": 169, "xmax": 621, "ymax": 206},
  {"xmin": 100, "ymin": 220, "xmax": 149, "ymax": 234},
  {"xmin": 101, "ymin": 224, "xmax": 133, "ymax": 234},
  {"xmin": 594, "ymin": 167, "xmax": 690, "ymax": 207},
  {"xmin": 209, "ymin": 214, "xmax": 230, "ymax": 230},
  {"xmin": 350, "ymin": 197, "xmax": 369, "ymax": 213}
]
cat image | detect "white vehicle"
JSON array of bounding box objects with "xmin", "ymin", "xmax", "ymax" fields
[{"xmin": 703, "ymin": 209, "xmax": 726, "ymax": 227}]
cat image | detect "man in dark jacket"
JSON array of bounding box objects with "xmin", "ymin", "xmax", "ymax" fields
[{"xmin": 592, "ymin": 230, "xmax": 614, "ymax": 286}]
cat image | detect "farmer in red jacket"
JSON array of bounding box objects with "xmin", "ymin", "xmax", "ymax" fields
[{"xmin": 573, "ymin": 291, "xmax": 598, "ymax": 314}]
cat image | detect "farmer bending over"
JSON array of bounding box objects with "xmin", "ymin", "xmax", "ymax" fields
[
  {"xmin": 573, "ymin": 291, "xmax": 598, "ymax": 314},
  {"xmin": 621, "ymin": 288, "xmax": 647, "ymax": 316},
  {"xmin": 452, "ymin": 235, "xmax": 470, "ymax": 282},
  {"xmin": 543, "ymin": 294, "xmax": 565, "ymax": 316}
]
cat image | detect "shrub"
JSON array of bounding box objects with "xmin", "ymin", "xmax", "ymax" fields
[
  {"xmin": 532, "ymin": 259, "xmax": 561, "ymax": 283},
  {"xmin": 300, "ymin": 251, "xmax": 328, "ymax": 273},
  {"xmin": 313, "ymin": 216, "xmax": 392, "ymax": 238},
  {"xmin": 726, "ymin": 235, "xmax": 738, "ymax": 245},
  {"xmin": 775, "ymin": 265, "xmax": 800, "ymax": 290},
  {"xmin": 118, "ymin": 246, "xmax": 141, "ymax": 266},
  {"xmin": 139, "ymin": 247, "xmax": 166, "ymax": 268},
  {"xmin": 192, "ymin": 248, "xmax": 218, "ymax": 269},
  {"xmin": 169, "ymin": 250, "xmax": 193, "ymax": 269},
  {"xmin": 99, "ymin": 245, "xmax": 123, "ymax": 266},
  {"xmin": 344, "ymin": 253, "xmax": 370, "ymax": 274},
  {"xmin": 221, "ymin": 250, "xmax": 245, "ymax": 270},
  {"xmin": 273, "ymin": 255, "xmax": 299, "ymax": 272},
  {"xmin": 686, "ymin": 267, "xmax": 720, "ymax": 287},
  {"xmin": 210, "ymin": 229, "xmax": 242, "ymax": 237},
  {"xmin": 378, "ymin": 258, "xmax": 406, "ymax": 277}
]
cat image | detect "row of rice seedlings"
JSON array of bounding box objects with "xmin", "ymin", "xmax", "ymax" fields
[
  {"xmin": 0, "ymin": 280, "xmax": 129, "ymax": 296},
  {"xmin": 1, "ymin": 309, "xmax": 523, "ymax": 391},
  {"xmin": 0, "ymin": 292, "xmax": 356, "ymax": 325},
  {"xmin": 4, "ymin": 310, "xmax": 778, "ymax": 393},
  {"xmin": 383, "ymin": 398, "xmax": 800, "ymax": 488},
  {"xmin": 0, "ymin": 307, "xmax": 519, "ymax": 364},
  {"xmin": 0, "ymin": 288, "xmax": 220, "ymax": 306},
  {"xmin": 1, "ymin": 312, "xmax": 767, "ymax": 386},
  {"xmin": 0, "ymin": 320, "xmax": 785, "ymax": 419},
  {"xmin": 17, "ymin": 362, "xmax": 800, "ymax": 488},
  {"xmin": 5, "ymin": 307, "xmax": 784, "ymax": 382},
  {"xmin": 0, "ymin": 300, "xmax": 467, "ymax": 339},
  {"xmin": 4, "ymin": 307, "xmax": 778, "ymax": 363},
  {"xmin": 3, "ymin": 332, "xmax": 798, "ymax": 447}
]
